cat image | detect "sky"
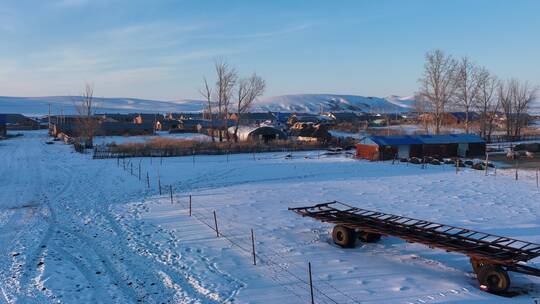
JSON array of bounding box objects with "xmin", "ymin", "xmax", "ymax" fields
[{"xmin": 0, "ymin": 0, "xmax": 539, "ymax": 101}]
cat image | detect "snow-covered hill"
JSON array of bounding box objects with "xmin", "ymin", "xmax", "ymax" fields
[
  {"xmin": 0, "ymin": 94, "xmax": 417, "ymax": 116},
  {"xmin": 253, "ymin": 94, "xmax": 416, "ymax": 113},
  {"xmin": 0, "ymin": 96, "xmax": 203, "ymax": 116}
]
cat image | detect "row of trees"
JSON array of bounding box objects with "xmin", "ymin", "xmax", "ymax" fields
[
  {"xmin": 200, "ymin": 60, "xmax": 266, "ymax": 142},
  {"xmin": 418, "ymin": 49, "xmax": 537, "ymax": 138}
]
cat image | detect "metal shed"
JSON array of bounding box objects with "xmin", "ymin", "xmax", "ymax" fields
[
  {"xmin": 356, "ymin": 134, "xmax": 486, "ymax": 160},
  {"xmin": 230, "ymin": 126, "xmax": 287, "ymax": 142}
]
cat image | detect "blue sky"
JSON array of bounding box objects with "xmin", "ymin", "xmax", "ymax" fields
[{"xmin": 0, "ymin": 0, "xmax": 539, "ymax": 100}]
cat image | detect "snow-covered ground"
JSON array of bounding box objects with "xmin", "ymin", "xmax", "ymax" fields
[{"xmin": 2, "ymin": 131, "xmax": 540, "ymax": 303}]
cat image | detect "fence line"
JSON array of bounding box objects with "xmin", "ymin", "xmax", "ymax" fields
[{"xmin": 107, "ymin": 147, "xmax": 540, "ymax": 303}]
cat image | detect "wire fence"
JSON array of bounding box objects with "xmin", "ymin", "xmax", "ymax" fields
[{"xmin": 108, "ymin": 150, "xmax": 540, "ymax": 303}]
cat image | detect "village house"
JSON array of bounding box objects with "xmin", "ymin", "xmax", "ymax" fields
[
  {"xmin": 229, "ymin": 112, "xmax": 277, "ymax": 126},
  {"xmin": 356, "ymin": 134, "xmax": 486, "ymax": 160},
  {"xmin": 324, "ymin": 112, "xmax": 360, "ymax": 124},
  {"xmin": 418, "ymin": 112, "xmax": 481, "ymax": 126},
  {"xmin": 287, "ymin": 113, "xmax": 335, "ymax": 126},
  {"xmin": 289, "ymin": 122, "xmax": 332, "ymax": 142},
  {"xmin": 51, "ymin": 120, "xmax": 155, "ymax": 138},
  {"xmin": 4, "ymin": 114, "xmax": 39, "ymax": 130}
]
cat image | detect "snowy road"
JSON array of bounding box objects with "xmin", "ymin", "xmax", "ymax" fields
[
  {"xmin": 2, "ymin": 131, "xmax": 540, "ymax": 303},
  {"xmin": 0, "ymin": 131, "xmax": 239, "ymax": 303}
]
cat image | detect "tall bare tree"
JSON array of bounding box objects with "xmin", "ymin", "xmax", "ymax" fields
[
  {"xmin": 233, "ymin": 73, "xmax": 266, "ymax": 142},
  {"xmin": 498, "ymin": 80, "xmax": 514, "ymax": 137},
  {"xmin": 74, "ymin": 84, "xmax": 99, "ymax": 148},
  {"xmin": 214, "ymin": 60, "xmax": 237, "ymax": 142},
  {"xmin": 511, "ymin": 80, "xmax": 537, "ymax": 137},
  {"xmin": 418, "ymin": 50, "xmax": 457, "ymax": 134},
  {"xmin": 415, "ymin": 94, "xmax": 431, "ymax": 133},
  {"xmin": 499, "ymin": 79, "xmax": 537, "ymax": 138},
  {"xmin": 453, "ymin": 57, "xmax": 479, "ymax": 133},
  {"xmin": 199, "ymin": 77, "xmax": 215, "ymax": 142},
  {"xmin": 475, "ymin": 67, "xmax": 499, "ymax": 140}
]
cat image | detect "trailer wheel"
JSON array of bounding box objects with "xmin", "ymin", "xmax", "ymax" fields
[
  {"xmin": 358, "ymin": 231, "xmax": 382, "ymax": 243},
  {"xmin": 470, "ymin": 258, "xmax": 484, "ymax": 273},
  {"xmin": 332, "ymin": 225, "xmax": 357, "ymax": 248},
  {"xmin": 477, "ymin": 265, "xmax": 510, "ymax": 294}
]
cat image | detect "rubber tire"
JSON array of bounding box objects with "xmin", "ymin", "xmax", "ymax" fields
[
  {"xmin": 477, "ymin": 264, "xmax": 510, "ymax": 294},
  {"xmin": 332, "ymin": 225, "xmax": 357, "ymax": 248},
  {"xmin": 470, "ymin": 258, "xmax": 484, "ymax": 274},
  {"xmin": 358, "ymin": 231, "xmax": 382, "ymax": 243}
]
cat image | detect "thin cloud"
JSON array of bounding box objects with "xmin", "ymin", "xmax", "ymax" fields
[
  {"xmin": 53, "ymin": 0, "xmax": 93, "ymax": 8},
  {"xmin": 198, "ymin": 23, "xmax": 313, "ymax": 40}
]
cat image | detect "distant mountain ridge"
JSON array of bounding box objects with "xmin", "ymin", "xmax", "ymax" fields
[
  {"xmin": 253, "ymin": 94, "xmax": 416, "ymax": 113},
  {"xmin": 0, "ymin": 94, "xmax": 417, "ymax": 116}
]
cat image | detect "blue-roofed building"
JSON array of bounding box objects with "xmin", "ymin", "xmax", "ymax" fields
[
  {"xmin": 0, "ymin": 114, "xmax": 6, "ymax": 137},
  {"xmin": 356, "ymin": 134, "xmax": 486, "ymax": 160}
]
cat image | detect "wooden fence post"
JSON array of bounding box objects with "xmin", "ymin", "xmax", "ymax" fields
[
  {"xmin": 456, "ymin": 159, "xmax": 459, "ymax": 174},
  {"xmin": 213, "ymin": 211, "xmax": 219, "ymax": 237},
  {"xmin": 146, "ymin": 172, "xmax": 150, "ymax": 188},
  {"xmin": 170, "ymin": 185, "xmax": 173, "ymax": 204},
  {"xmin": 536, "ymin": 169, "xmax": 539, "ymax": 188},
  {"xmin": 251, "ymin": 229, "xmax": 256, "ymax": 266},
  {"xmin": 308, "ymin": 262, "xmax": 315, "ymax": 304},
  {"xmin": 130, "ymin": 163, "xmax": 133, "ymax": 175},
  {"xmin": 515, "ymin": 160, "xmax": 519, "ymax": 180},
  {"xmin": 158, "ymin": 172, "xmax": 162, "ymax": 195},
  {"xmin": 484, "ymin": 154, "xmax": 489, "ymax": 176},
  {"xmin": 138, "ymin": 162, "xmax": 141, "ymax": 181}
]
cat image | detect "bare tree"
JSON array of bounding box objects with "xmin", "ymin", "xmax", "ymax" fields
[
  {"xmin": 74, "ymin": 84, "xmax": 99, "ymax": 148},
  {"xmin": 214, "ymin": 60, "xmax": 237, "ymax": 142},
  {"xmin": 414, "ymin": 93, "xmax": 430, "ymax": 133},
  {"xmin": 498, "ymin": 80, "xmax": 514, "ymax": 137},
  {"xmin": 418, "ymin": 50, "xmax": 457, "ymax": 134},
  {"xmin": 233, "ymin": 73, "xmax": 266, "ymax": 142},
  {"xmin": 475, "ymin": 67, "xmax": 499, "ymax": 140},
  {"xmin": 453, "ymin": 57, "xmax": 479, "ymax": 133},
  {"xmin": 499, "ymin": 79, "xmax": 537, "ymax": 138},
  {"xmin": 199, "ymin": 77, "xmax": 215, "ymax": 142},
  {"xmin": 511, "ymin": 80, "xmax": 537, "ymax": 137}
]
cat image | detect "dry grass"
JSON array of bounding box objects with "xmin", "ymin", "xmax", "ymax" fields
[{"xmin": 108, "ymin": 137, "xmax": 326, "ymax": 157}]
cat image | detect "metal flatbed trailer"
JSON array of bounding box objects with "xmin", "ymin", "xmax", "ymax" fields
[{"xmin": 289, "ymin": 201, "xmax": 540, "ymax": 294}]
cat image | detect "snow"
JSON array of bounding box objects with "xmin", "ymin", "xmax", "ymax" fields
[
  {"xmin": 253, "ymin": 94, "xmax": 415, "ymax": 114},
  {"xmin": 0, "ymin": 96, "xmax": 203, "ymax": 117},
  {"xmin": 2, "ymin": 130, "xmax": 540, "ymax": 303},
  {"xmin": 385, "ymin": 95, "xmax": 417, "ymax": 109},
  {"xmin": 0, "ymin": 94, "xmax": 417, "ymax": 117}
]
